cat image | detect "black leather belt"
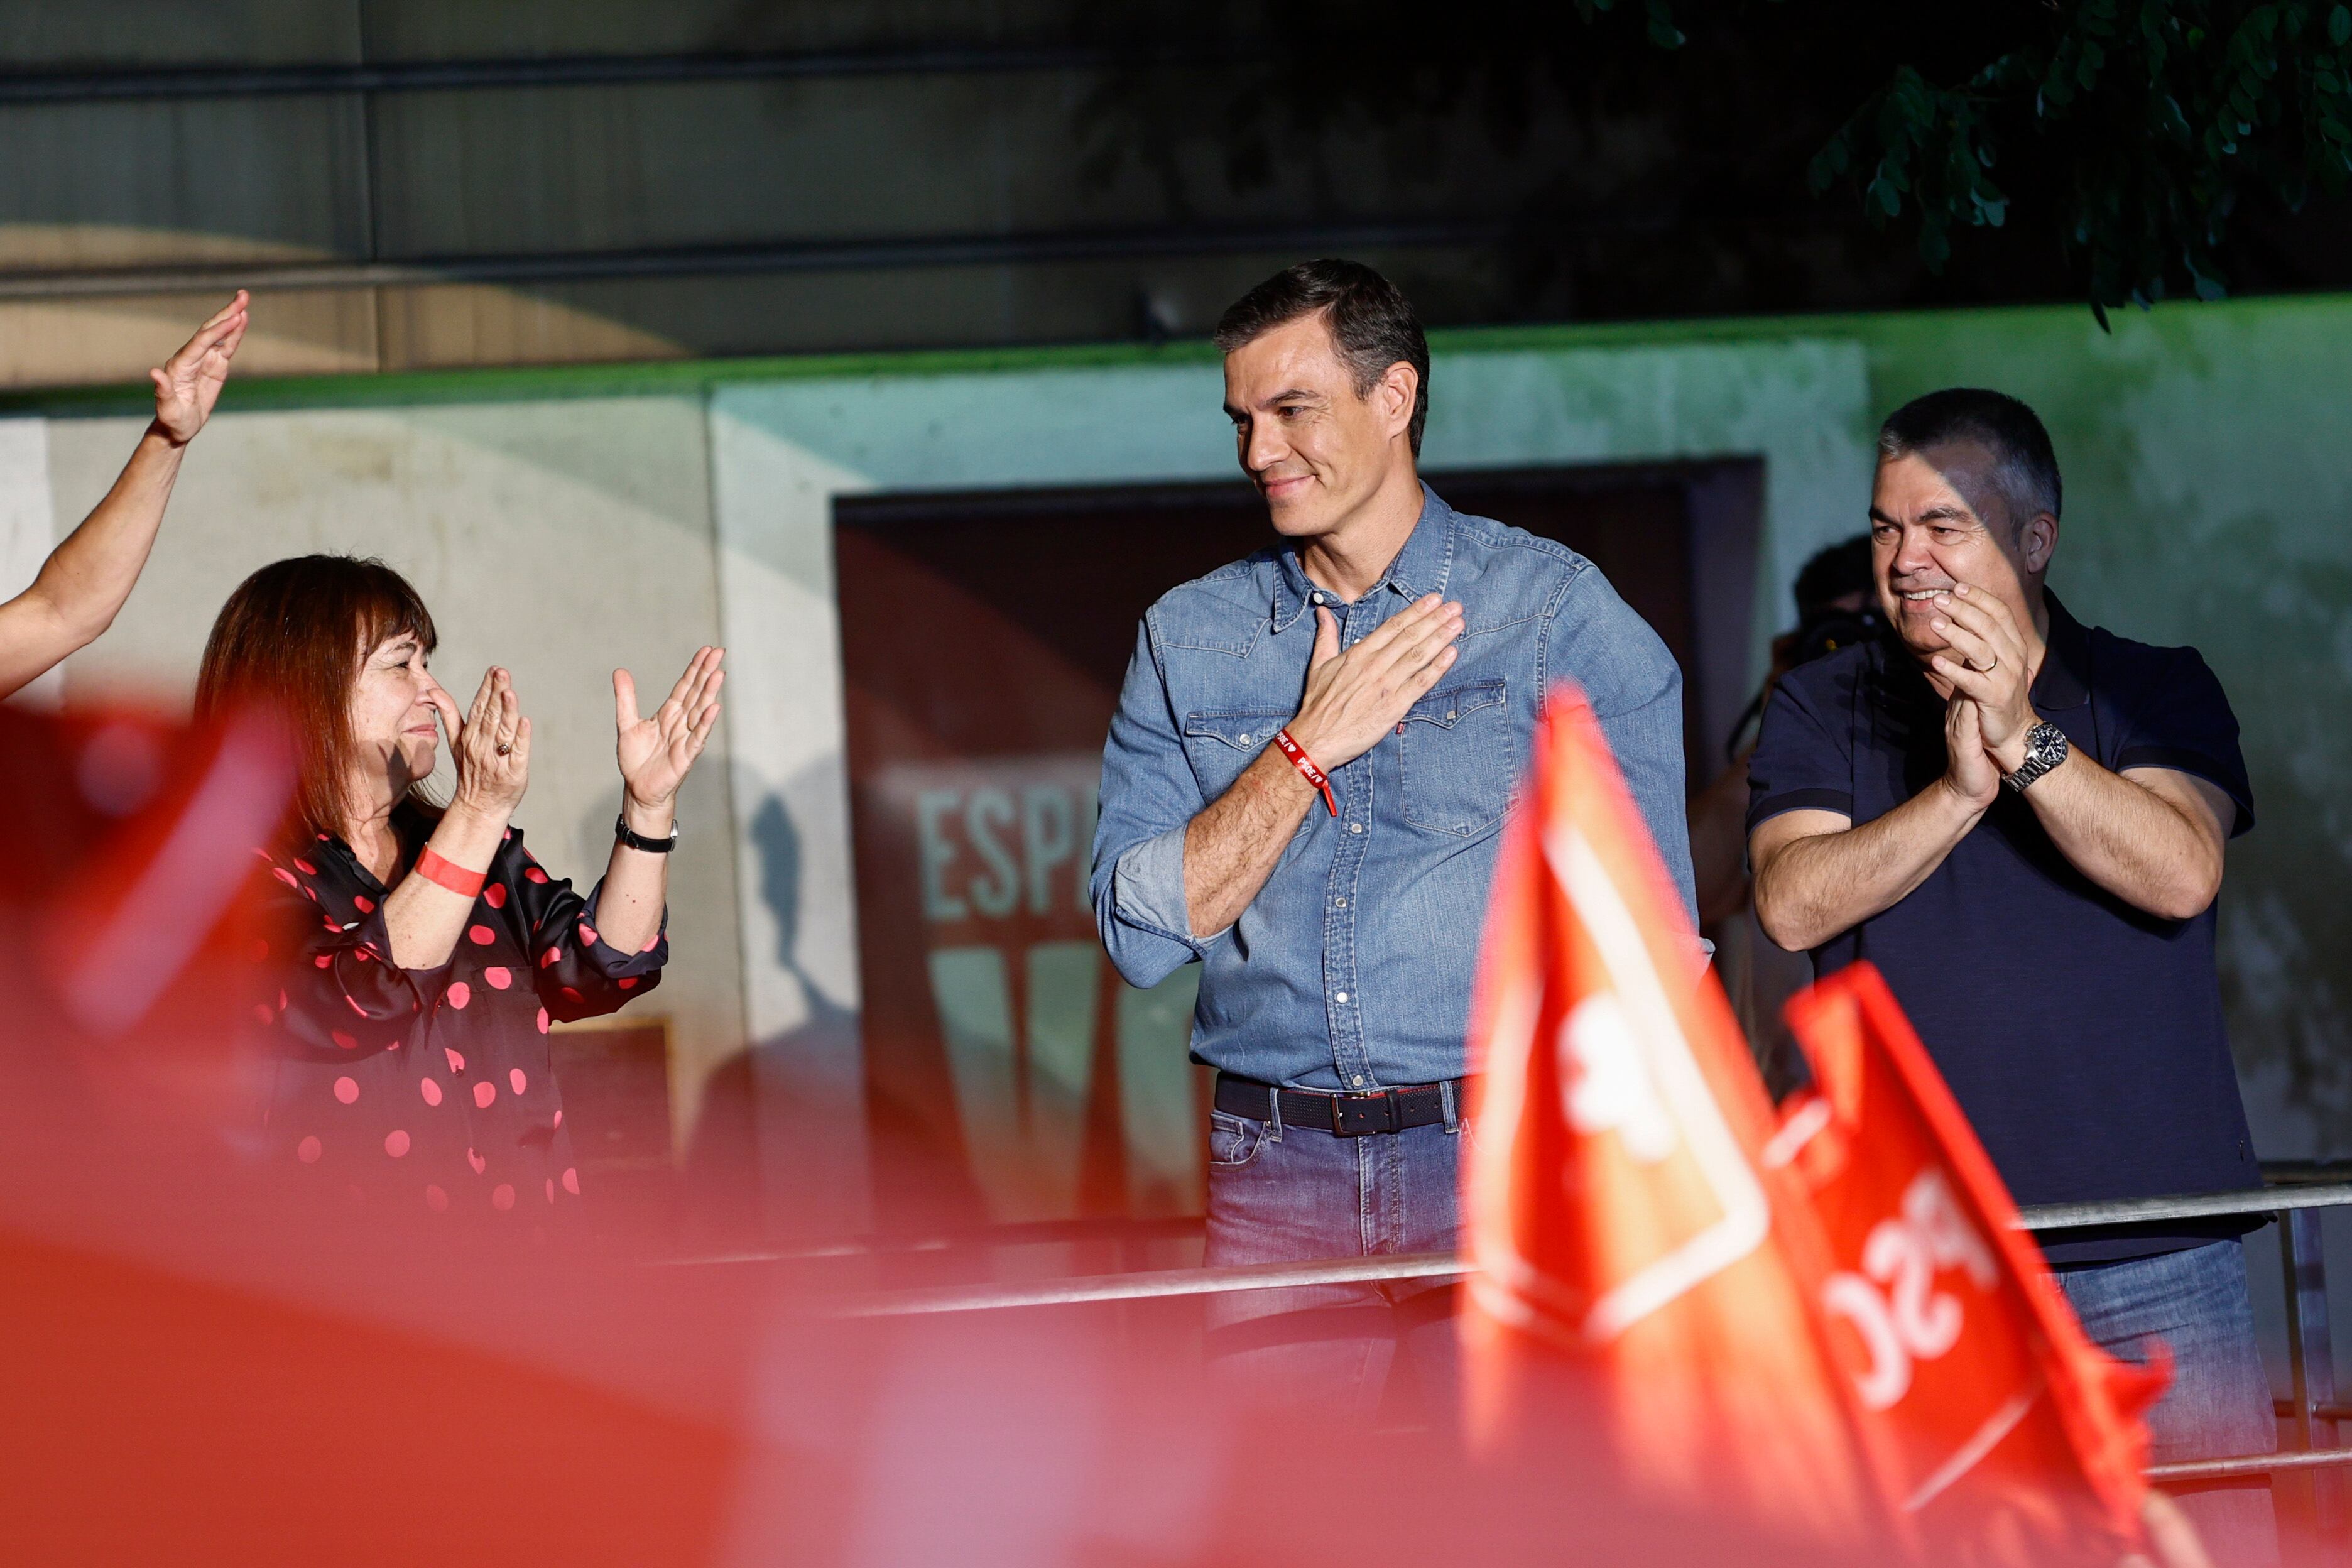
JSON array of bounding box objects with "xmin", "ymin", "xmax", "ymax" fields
[{"xmin": 1214, "ymin": 1072, "xmax": 1469, "ymax": 1137}]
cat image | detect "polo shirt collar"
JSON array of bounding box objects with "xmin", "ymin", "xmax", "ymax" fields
[
  {"xmin": 1271, "ymin": 483, "xmax": 1457, "ymax": 633},
  {"xmin": 2033, "ymin": 591, "xmax": 2091, "ymax": 711}
]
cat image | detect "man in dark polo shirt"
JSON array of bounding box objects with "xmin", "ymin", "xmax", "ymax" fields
[{"xmin": 1748, "ymin": 389, "xmax": 2275, "ymax": 1564}]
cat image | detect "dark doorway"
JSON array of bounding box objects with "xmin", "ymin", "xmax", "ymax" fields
[{"xmin": 832, "ymin": 462, "xmax": 1761, "ymax": 1231}]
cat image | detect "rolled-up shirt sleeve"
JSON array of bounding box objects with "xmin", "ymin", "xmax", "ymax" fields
[{"xmin": 1091, "ymin": 619, "xmax": 1214, "ymax": 989}]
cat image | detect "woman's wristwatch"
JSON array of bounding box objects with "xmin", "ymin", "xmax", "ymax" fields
[{"xmin": 614, "ymin": 813, "xmax": 680, "ymax": 853}]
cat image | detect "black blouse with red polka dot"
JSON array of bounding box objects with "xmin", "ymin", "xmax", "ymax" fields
[{"xmin": 245, "ymin": 802, "xmax": 665, "ymax": 1224}]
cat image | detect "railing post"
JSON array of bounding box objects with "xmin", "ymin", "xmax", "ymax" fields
[{"xmin": 2280, "ymin": 1209, "xmax": 2341, "ymax": 1544}]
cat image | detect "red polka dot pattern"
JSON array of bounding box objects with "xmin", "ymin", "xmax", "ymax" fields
[
  {"xmin": 271, "ymin": 868, "xmax": 298, "ymax": 889},
  {"xmin": 420, "ymin": 1079, "xmax": 442, "ymax": 1106},
  {"xmin": 509, "ymin": 1068, "xmax": 527, "ymax": 1094},
  {"xmin": 445, "ymin": 981, "xmax": 472, "ymax": 1010},
  {"xmin": 562, "ymin": 1168, "xmax": 580, "ymax": 1196},
  {"xmin": 353, "ymin": 895, "xmax": 374, "ymax": 913},
  {"xmin": 333, "ymin": 1076, "xmax": 359, "ymax": 1104},
  {"xmin": 618, "ymin": 977, "xmax": 638, "ymax": 991},
  {"xmin": 298, "ymin": 1136, "xmax": 322, "ymax": 1163},
  {"xmin": 577, "ymin": 923, "xmax": 599, "ymax": 947},
  {"xmin": 492, "ymin": 1184, "xmax": 515, "ymax": 1211},
  {"xmin": 468, "ymin": 1148, "xmax": 486, "ymax": 1175},
  {"xmin": 545, "ymin": 1179, "xmax": 555, "ymax": 1203},
  {"xmin": 445, "ymin": 1048, "xmax": 465, "ymax": 1072},
  {"xmin": 293, "ymin": 859, "xmax": 318, "ymax": 875},
  {"xmin": 331, "ymin": 1030, "xmax": 358, "ymax": 1051},
  {"xmin": 484, "ymin": 966, "xmax": 512, "ymax": 989},
  {"xmin": 524, "ymin": 866, "xmax": 548, "ymax": 884},
  {"xmin": 473, "ymin": 1082, "xmax": 496, "ymax": 1109},
  {"xmin": 468, "ymin": 925, "xmax": 495, "ymax": 945},
  {"xmin": 384, "ymin": 1129, "xmax": 411, "ymax": 1158},
  {"xmin": 484, "ymin": 883, "xmax": 508, "ymax": 909},
  {"xmin": 552, "ymin": 1109, "xmax": 562, "ymax": 1130},
  {"xmin": 539, "ymin": 948, "xmax": 560, "ymax": 969},
  {"xmin": 425, "ymin": 1185, "xmax": 449, "ymax": 1212},
  {"xmin": 536, "ymin": 1008, "xmax": 550, "ymax": 1035}
]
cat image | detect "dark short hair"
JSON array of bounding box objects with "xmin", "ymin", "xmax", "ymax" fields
[
  {"xmin": 197, "ymin": 554, "xmax": 440, "ymax": 843},
  {"xmin": 1214, "ymin": 259, "xmax": 1431, "ymax": 456},
  {"xmin": 1877, "ymin": 388, "xmax": 2062, "ymax": 531}
]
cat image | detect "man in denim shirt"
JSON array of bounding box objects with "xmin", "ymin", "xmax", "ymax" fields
[{"xmin": 1089, "ymin": 259, "xmax": 1696, "ymax": 1416}]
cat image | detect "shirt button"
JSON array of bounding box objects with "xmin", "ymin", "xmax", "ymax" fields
[
  {"xmin": 1445, "ymin": 710, "xmax": 1457, "ymax": 721},
  {"xmin": 1349, "ymin": 822, "xmax": 1363, "ymax": 834},
  {"xmin": 1237, "ymin": 732, "xmax": 1250, "ymax": 743},
  {"xmin": 1353, "ymin": 1075, "xmax": 1365, "ymax": 1087},
  {"xmin": 1311, "ymin": 592, "xmax": 1326, "ymax": 604},
  {"xmin": 1334, "ymin": 991, "xmax": 1349, "ymax": 1003}
]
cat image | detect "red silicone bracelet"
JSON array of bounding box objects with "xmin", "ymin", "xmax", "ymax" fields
[
  {"xmin": 413, "ymin": 846, "xmax": 487, "ymax": 899},
  {"xmin": 1272, "ymin": 729, "xmax": 1339, "ymax": 817}
]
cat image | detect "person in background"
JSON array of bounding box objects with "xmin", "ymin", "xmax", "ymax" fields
[
  {"xmin": 199, "ymin": 555, "xmax": 722, "ymax": 1228},
  {"xmin": 1746, "ymin": 390, "xmax": 2275, "ymax": 1565},
  {"xmin": 0, "ymin": 292, "xmax": 248, "ymax": 701},
  {"xmin": 1091, "ymin": 259, "xmax": 1695, "ymax": 1420},
  {"xmin": 1686, "ymin": 533, "xmax": 1877, "ymax": 1093}
]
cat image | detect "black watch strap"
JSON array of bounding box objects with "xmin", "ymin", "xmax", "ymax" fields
[{"xmin": 614, "ymin": 813, "xmax": 679, "ymax": 853}]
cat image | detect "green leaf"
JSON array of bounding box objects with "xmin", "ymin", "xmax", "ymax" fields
[{"xmin": 2335, "ymin": 4, "xmax": 2352, "ymax": 45}]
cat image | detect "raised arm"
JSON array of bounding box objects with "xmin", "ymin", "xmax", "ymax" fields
[
  {"xmin": 0, "ymin": 291, "xmax": 248, "ymax": 699},
  {"xmin": 592, "ymin": 646, "xmax": 724, "ymax": 956},
  {"xmin": 1929, "ymin": 586, "xmax": 2233, "ymax": 920},
  {"xmin": 1751, "ymin": 694, "xmax": 1995, "ymax": 953}
]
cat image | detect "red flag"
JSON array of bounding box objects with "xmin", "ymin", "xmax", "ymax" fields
[
  {"xmin": 1461, "ymin": 687, "xmax": 1886, "ymax": 1547},
  {"xmin": 1775, "ymin": 964, "xmax": 2168, "ymax": 1560}
]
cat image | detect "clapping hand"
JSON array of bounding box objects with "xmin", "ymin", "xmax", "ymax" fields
[
  {"xmin": 151, "ymin": 291, "xmax": 249, "ymax": 447},
  {"xmin": 614, "ymin": 646, "xmax": 724, "ymax": 822},
  {"xmin": 430, "ymin": 667, "xmax": 531, "ymax": 824},
  {"xmin": 1927, "ymin": 582, "xmax": 2038, "ymax": 775}
]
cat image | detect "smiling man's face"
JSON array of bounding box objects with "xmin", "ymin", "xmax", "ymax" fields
[
  {"xmin": 1870, "ymin": 440, "xmax": 2042, "ymax": 665},
  {"xmin": 1221, "ymin": 310, "xmax": 1412, "ymax": 542}
]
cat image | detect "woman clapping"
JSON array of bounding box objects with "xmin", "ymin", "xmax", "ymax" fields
[{"xmin": 199, "ymin": 555, "xmax": 721, "ymax": 1226}]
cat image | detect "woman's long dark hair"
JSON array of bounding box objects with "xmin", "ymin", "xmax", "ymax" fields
[{"xmin": 195, "ymin": 555, "xmax": 441, "ymax": 844}]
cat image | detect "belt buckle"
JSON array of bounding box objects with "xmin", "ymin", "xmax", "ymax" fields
[{"xmin": 1329, "ymin": 1089, "xmax": 1400, "ymax": 1137}]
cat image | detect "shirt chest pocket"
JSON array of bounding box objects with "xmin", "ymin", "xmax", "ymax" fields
[
  {"xmin": 1398, "ymin": 678, "xmax": 1513, "ymax": 837},
  {"xmin": 1182, "ymin": 710, "xmax": 1293, "ymax": 805}
]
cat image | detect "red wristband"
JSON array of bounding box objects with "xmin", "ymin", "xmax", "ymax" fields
[
  {"xmin": 1272, "ymin": 729, "xmax": 1339, "ymax": 817},
  {"xmin": 413, "ymin": 846, "xmax": 487, "ymax": 899}
]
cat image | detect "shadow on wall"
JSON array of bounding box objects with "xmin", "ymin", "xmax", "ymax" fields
[
  {"xmin": 2201, "ymin": 519, "xmax": 2352, "ymax": 1148},
  {"xmin": 683, "ymin": 791, "xmax": 859, "ymax": 1249}
]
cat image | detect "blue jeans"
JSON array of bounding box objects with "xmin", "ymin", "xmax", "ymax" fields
[
  {"xmin": 1200, "ymin": 1102, "xmax": 1467, "ymax": 1424},
  {"xmin": 2055, "ymin": 1241, "xmax": 2280, "ymax": 1568}
]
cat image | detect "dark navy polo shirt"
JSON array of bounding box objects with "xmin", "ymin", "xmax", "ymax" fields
[{"xmin": 1748, "ymin": 592, "xmax": 2260, "ymax": 1265}]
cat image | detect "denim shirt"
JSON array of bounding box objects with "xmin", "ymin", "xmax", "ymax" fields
[{"xmin": 1090, "ymin": 485, "xmax": 1696, "ymax": 1090}]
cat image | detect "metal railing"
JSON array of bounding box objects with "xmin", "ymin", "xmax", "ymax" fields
[{"xmin": 715, "ymin": 1173, "xmax": 2352, "ymax": 1496}]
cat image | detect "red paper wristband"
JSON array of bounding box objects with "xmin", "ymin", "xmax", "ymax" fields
[
  {"xmin": 414, "ymin": 846, "xmax": 487, "ymax": 899},
  {"xmin": 1271, "ymin": 728, "xmax": 1339, "ymax": 817}
]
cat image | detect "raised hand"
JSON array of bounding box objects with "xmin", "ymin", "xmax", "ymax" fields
[
  {"xmin": 429, "ymin": 666, "xmax": 531, "ymax": 825},
  {"xmin": 1285, "ymin": 593, "xmax": 1464, "ymax": 769},
  {"xmin": 1926, "ymin": 583, "xmax": 2038, "ymax": 772},
  {"xmin": 615, "ymin": 646, "xmax": 724, "ymax": 819},
  {"xmin": 1939, "ymin": 690, "xmax": 2000, "ymax": 811},
  {"xmin": 150, "ymin": 291, "xmax": 249, "ymax": 447}
]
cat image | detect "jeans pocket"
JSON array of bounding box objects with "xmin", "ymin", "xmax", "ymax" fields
[
  {"xmin": 1398, "ymin": 677, "xmax": 1512, "ymax": 837},
  {"xmin": 1207, "ymin": 1109, "xmax": 1268, "ymax": 1168}
]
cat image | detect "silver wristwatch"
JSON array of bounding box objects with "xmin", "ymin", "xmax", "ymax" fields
[{"xmin": 2003, "ymin": 721, "xmax": 2069, "ymax": 793}]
